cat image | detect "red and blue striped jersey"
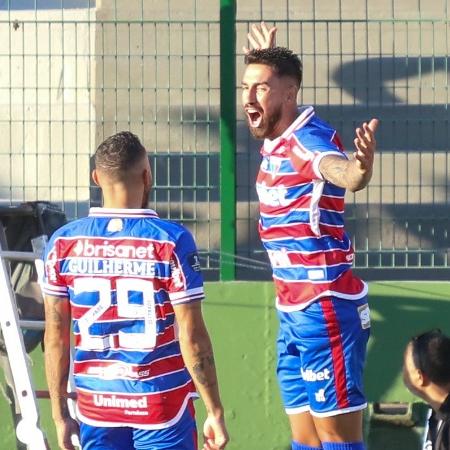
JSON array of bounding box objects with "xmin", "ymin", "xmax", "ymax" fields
[
  {"xmin": 43, "ymin": 208, "xmax": 203, "ymax": 429},
  {"xmin": 256, "ymin": 106, "xmax": 367, "ymax": 311}
]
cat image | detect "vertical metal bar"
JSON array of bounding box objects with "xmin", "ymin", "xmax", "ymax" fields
[
  {"xmin": 219, "ymin": 0, "xmax": 236, "ymax": 280},
  {"xmin": 114, "ymin": 0, "xmax": 118, "ymax": 134},
  {"xmin": 166, "ymin": 9, "xmax": 171, "ymax": 220},
  {"xmin": 431, "ymin": 19, "xmax": 435, "ymax": 268},
  {"xmin": 128, "ymin": 21, "xmax": 131, "ymax": 129},
  {"xmin": 35, "ymin": 0, "xmax": 39, "ymax": 206},
  {"xmin": 192, "ymin": 12, "xmax": 198, "ymax": 233},
  {"xmin": 391, "ymin": 17, "xmax": 396, "ymax": 268},
  {"xmin": 180, "ymin": 20, "xmax": 184, "ymax": 225},
  {"xmin": 88, "ymin": 0, "xmax": 93, "ymax": 206},
  {"xmin": 101, "ymin": 22, "xmax": 105, "ymax": 141},
  {"xmin": 446, "ymin": 4, "xmax": 449, "ymax": 268},
  {"xmin": 418, "ymin": 11, "xmax": 423, "ymax": 268},
  {"xmin": 364, "ymin": 6, "xmax": 370, "ymax": 269},
  {"xmin": 8, "ymin": 0, "xmax": 12, "ymax": 203},
  {"xmin": 48, "ymin": 21, "xmax": 52, "ymax": 206},
  {"xmin": 153, "ymin": 21, "xmax": 158, "ymax": 212},
  {"xmin": 378, "ymin": 19, "xmax": 382, "ymax": 269},
  {"xmin": 207, "ymin": 21, "xmax": 212, "ymax": 270},
  {"xmin": 75, "ymin": 21, "xmax": 79, "ymax": 217},
  {"xmin": 62, "ymin": 3, "xmax": 67, "ymax": 212},
  {"xmin": 140, "ymin": 0, "xmax": 144, "ymax": 142}
]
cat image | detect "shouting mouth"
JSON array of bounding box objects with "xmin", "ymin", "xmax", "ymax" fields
[{"xmin": 245, "ymin": 108, "xmax": 263, "ymax": 128}]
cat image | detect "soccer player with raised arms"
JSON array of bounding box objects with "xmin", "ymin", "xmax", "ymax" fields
[
  {"xmin": 242, "ymin": 23, "xmax": 379, "ymax": 450},
  {"xmin": 43, "ymin": 132, "xmax": 228, "ymax": 450}
]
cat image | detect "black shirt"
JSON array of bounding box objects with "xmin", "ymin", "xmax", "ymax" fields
[{"xmin": 425, "ymin": 394, "xmax": 450, "ymax": 450}]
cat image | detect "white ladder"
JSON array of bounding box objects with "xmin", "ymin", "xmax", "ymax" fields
[{"xmin": 0, "ymin": 226, "xmax": 48, "ymax": 450}]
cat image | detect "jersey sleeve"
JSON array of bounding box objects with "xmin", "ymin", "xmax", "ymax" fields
[
  {"xmin": 291, "ymin": 125, "xmax": 347, "ymax": 180},
  {"xmin": 167, "ymin": 228, "xmax": 205, "ymax": 306},
  {"xmin": 42, "ymin": 233, "xmax": 68, "ymax": 298}
]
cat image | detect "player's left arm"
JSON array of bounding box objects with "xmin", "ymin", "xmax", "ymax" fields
[
  {"xmin": 319, "ymin": 118, "xmax": 379, "ymax": 192},
  {"xmin": 44, "ymin": 295, "xmax": 79, "ymax": 450},
  {"xmin": 173, "ymin": 301, "xmax": 228, "ymax": 450}
]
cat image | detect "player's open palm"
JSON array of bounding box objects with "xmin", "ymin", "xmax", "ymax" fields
[
  {"xmin": 353, "ymin": 118, "xmax": 379, "ymax": 174},
  {"xmin": 243, "ymin": 21, "xmax": 277, "ymax": 53},
  {"xmin": 202, "ymin": 414, "xmax": 229, "ymax": 450}
]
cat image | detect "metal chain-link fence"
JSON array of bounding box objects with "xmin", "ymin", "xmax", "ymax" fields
[{"xmin": 1, "ymin": 0, "xmax": 449, "ymax": 279}]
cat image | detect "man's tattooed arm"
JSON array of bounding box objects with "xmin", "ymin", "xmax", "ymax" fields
[
  {"xmin": 319, "ymin": 119, "xmax": 379, "ymax": 192},
  {"xmin": 44, "ymin": 296, "xmax": 72, "ymax": 421},
  {"xmin": 174, "ymin": 301, "xmax": 224, "ymax": 416},
  {"xmin": 192, "ymin": 353, "xmax": 217, "ymax": 387},
  {"xmin": 319, "ymin": 154, "xmax": 372, "ymax": 192}
]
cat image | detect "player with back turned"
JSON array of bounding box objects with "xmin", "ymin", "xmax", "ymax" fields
[
  {"xmin": 242, "ymin": 23, "xmax": 379, "ymax": 450},
  {"xmin": 43, "ymin": 131, "xmax": 229, "ymax": 450}
]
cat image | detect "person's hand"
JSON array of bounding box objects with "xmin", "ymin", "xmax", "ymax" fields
[
  {"xmin": 243, "ymin": 21, "xmax": 277, "ymax": 54},
  {"xmin": 202, "ymin": 413, "xmax": 229, "ymax": 450},
  {"xmin": 54, "ymin": 417, "xmax": 80, "ymax": 450},
  {"xmin": 353, "ymin": 118, "xmax": 379, "ymax": 174}
]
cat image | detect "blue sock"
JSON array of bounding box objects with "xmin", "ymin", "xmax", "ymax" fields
[
  {"xmin": 322, "ymin": 442, "xmax": 365, "ymax": 450},
  {"xmin": 292, "ymin": 442, "xmax": 323, "ymax": 450}
]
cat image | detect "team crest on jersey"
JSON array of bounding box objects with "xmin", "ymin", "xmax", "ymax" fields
[
  {"xmin": 269, "ymin": 157, "xmax": 282, "ymax": 179},
  {"xmin": 262, "ymin": 156, "xmax": 282, "ymax": 179},
  {"xmin": 314, "ymin": 389, "xmax": 326, "ymax": 402},
  {"xmin": 45, "ymin": 248, "xmax": 58, "ymax": 282}
]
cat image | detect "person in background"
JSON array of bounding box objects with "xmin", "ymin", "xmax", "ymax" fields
[{"xmin": 403, "ymin": 329, "xmax": 450, "ymax": 450}]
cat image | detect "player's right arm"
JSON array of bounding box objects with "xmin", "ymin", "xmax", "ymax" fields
[
  {"xmin": 44, "ymin": 295, "xmax": 79, "ymax": 450},
  {"xmin": 173, "ymin": 301, "xmax": 229, "ymax": 450},
  {"xmin": 319, "ymin": 119, "xmax": 379, "ymax": 192}
]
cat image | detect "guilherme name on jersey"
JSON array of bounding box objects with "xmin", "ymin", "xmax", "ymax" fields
[{"xmin": 65, "ymin": 258, "xmax": 156, "ymax": 277}]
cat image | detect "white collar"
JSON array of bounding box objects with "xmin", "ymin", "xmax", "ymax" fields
[
  {"xmin": 263, "ymin": 106, "xmax": 315, "ymax": 154},
  {"xmin": 89, "ymin": 207, "xmax": 159, "ymax": 218}
]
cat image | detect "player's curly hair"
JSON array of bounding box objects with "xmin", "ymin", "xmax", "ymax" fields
[
  {"xmin": 95, "ymin": 131, "xmax": 147, "ymax": 180},
  {"xmin": 244, "ymin": 47, "xmax": 303, "ymax": 88}
]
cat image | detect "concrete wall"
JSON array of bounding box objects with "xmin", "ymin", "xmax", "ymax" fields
[{"xmin": 0, "ymin": 4, "xmax": 96, "ymax": 218}]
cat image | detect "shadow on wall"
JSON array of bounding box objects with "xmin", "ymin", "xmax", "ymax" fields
[{"xmin": 327, "ymin": 56, "xmax": 450, "ymax": 151}]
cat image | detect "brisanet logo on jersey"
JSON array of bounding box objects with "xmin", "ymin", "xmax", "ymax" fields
[{"xmin": 73, "ymin": 239, "xmax": 155, "ymax": 259}]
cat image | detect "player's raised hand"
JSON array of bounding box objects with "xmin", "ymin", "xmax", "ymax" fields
[
  {"xmin": 353, "ymin": 118, "xmax": 379, "ymax": 174},
  {"xmin": 243, "ymin": 21, "xmax": 277, "ymax": 54},
  {"xmin": 202, "ymin": 414, "xmax": 229, "ymax": 450}
]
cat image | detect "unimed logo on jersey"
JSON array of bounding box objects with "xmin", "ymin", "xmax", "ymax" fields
[
  {"xmin": 93, "ymin": 394, "xmax": 148, "ymax": 410},
  {"xmin": 73, "ymin": 239, "xmax": 155, "ymax": 259}
]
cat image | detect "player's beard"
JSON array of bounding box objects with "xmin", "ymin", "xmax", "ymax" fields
[{"xmin": 248, "ymin": 105, "xmax": 283, "ymax": 140}]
